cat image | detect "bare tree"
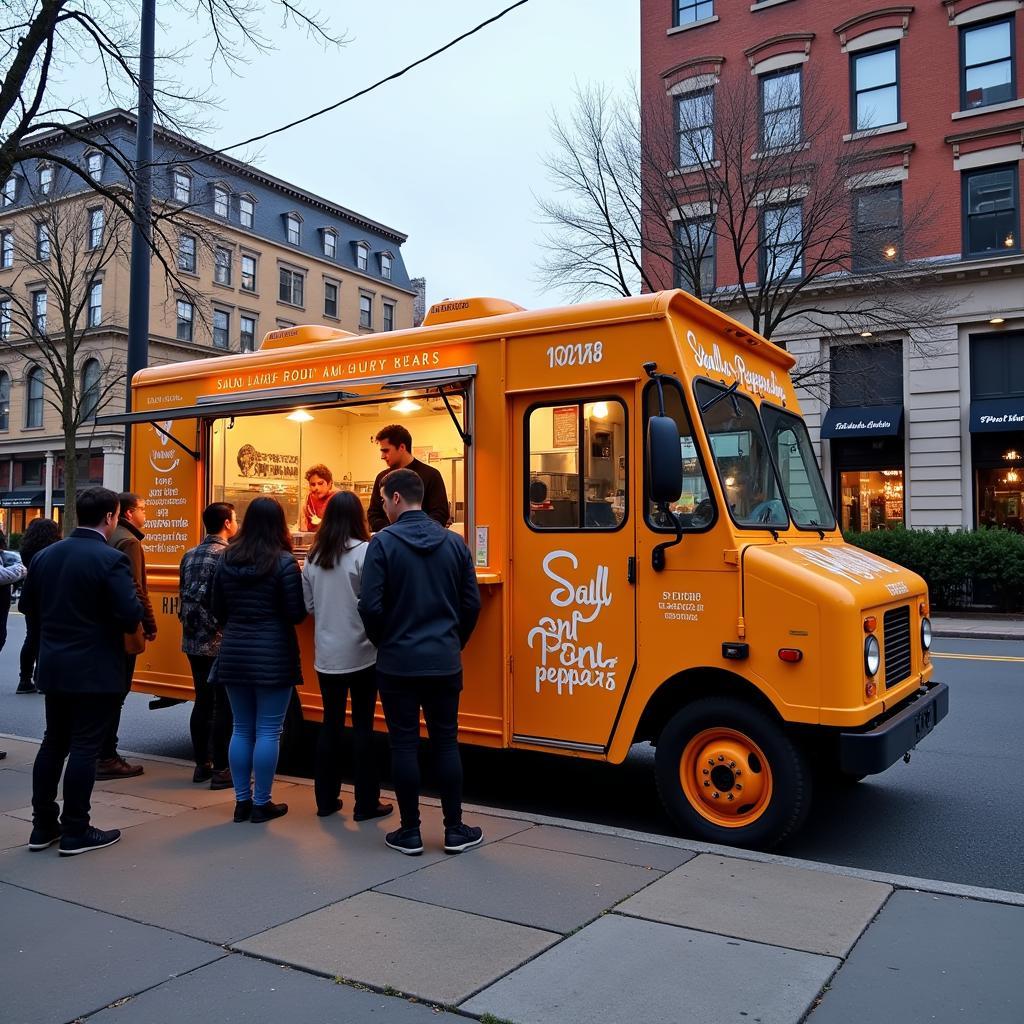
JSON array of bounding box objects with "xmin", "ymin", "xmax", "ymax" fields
[{"xmin": 0, "ymin": 172, "xmax": 130, "ymax": 529}]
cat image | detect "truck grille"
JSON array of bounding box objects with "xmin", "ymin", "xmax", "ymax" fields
[{"xmin": 883, "ymin": 606, "xmax": 912, "ymax": 688}]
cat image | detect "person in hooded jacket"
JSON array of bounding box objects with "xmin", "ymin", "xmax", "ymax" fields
[
  {"xmin": 211, "ymin": 497, "xmax": 306, "ymax": 824},
  {"xmin": 358, "ymin": 468, "xmax": 482, "ymax": 856}
]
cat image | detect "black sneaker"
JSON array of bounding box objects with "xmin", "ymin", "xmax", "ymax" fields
[
  {"xmin": 28, "ymin": 825, "xmax": 61, "ymax": 851},
  {"xmin": 353, "ymin": 801, "xmax": 393, "ymax": 822},
  {"xmin": 250, "ymin": 801, "xmax": 288, "ymax": 823},
  {"xmin": 209, "ymin": 768, "xmax": 233, "ymax": 791},
  {"xmin": 385, "ymin": 826, "xmax": 424, "ymax": 856},
  {"xmin": 444, "ymin": 823, "xmax": 483, "ymax": 854},
  {"xmin": 16, "ymin": 679, "xmax": 37, "ymax": 694},
  {"xmin": 58, "ymin": 826, "xmax": 121, "ymax": 857},
  {"xmin": 233, "ymin": 800, "xmax": 253, "ymax": 823},
  {"xmin": 193, "ymin": 763, "xmax": 213, "ymax": 784}
]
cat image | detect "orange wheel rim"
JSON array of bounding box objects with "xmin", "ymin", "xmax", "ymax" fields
[{"xmin": 679, "ymin": 728, "xmax": 773, "ymax": 828}]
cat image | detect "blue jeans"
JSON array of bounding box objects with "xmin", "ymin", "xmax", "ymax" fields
[{"xmin": 225, "ymin": 686, "xmax": 293, "ymax": 805}]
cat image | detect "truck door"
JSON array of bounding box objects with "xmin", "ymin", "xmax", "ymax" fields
[{"xmin": 510, "ymin": 388, "xmax": 637, "ymax": 751}]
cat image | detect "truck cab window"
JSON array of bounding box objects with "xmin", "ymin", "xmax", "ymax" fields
[
  {"xmin": 694, "ymin": 380, "xmax": 787, "ymax": 529},
  {"xmin": 761, "ymin": 404, "xmax": 836, "ymax": 530},
  {"xmin": 526, "ymin": 400, "xmax": 626, "ymax": 530}
]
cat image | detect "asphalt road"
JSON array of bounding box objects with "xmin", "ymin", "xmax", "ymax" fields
[{"xmin": 2, "ymin": 611, "xmax": 1021, "ymax": 893}]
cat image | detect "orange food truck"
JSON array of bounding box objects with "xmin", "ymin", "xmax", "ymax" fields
[{"xmin": 101, "ymin": 291, "xmax": 948, "ymax": 848}]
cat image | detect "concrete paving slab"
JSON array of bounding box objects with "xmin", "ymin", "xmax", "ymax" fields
[
  {"xmin": 237, "ymin": 890, "xmax": 560, "ymax": 1006},
  {"xmin": 5, "ymin": 800, "xmax": 166, "ymax": 831},
  {"xmin": 0, "ymin": 785, "xmax": 530, "ymax": 945},
  {"xmin": 0, "ymin": 737, "xmax": 41, "ymax": 771},
  {"xmin": 85, "ymin": 951, "xmax": 458, "ymax": 1023},
  {"xmin": 502, "ymin": 823, "xmax": 694, "ymax": 871},
  {"xmin": 0, "ymin": 812, "xmax": 29, "ymax": 851},
  {"xmin": 807, "ymin": 891, "xmax": 1024, "ymax": 1023},
  {"xmin": 618, "ymin": 853, "xmax": 891, "ymax": 956},
  {"xmin": 0, "ymin": 881, "xmax": 224, "ymax": 1024},
  {"xmin": 0, "ymin": 768, "xmax": 32, "ymax": 812},
  {"xmin": 92, "ymin": 757, "xmax": 274, "ymax": 808},
  {"xmin": 463, "ymin": 912, "xmax": 838, "ymax": 1024}
]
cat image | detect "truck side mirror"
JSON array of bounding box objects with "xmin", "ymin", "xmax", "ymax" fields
[{"xmin": 647, "ymin": 415, "xmax": 682, "ymax": 504}]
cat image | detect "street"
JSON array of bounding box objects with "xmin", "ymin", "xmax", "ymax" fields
[{"xmin": 2, "ymin": 611, "xmax": 1021, "ymax": 893}]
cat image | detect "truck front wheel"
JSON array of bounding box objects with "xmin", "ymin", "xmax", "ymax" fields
[{"xmin": 655, "ymin": 697, "xmax": 811, "ymax": 850}]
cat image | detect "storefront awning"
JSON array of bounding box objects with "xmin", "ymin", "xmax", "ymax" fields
[
  {"xmin": 820, "ymin": 404, "xmax": 904, "ymax": 439},
  {"xmin": 970, "ymin": 397, "xmax": 1024, "ymax": 433},
  {"xmin": 0, "ymin": 491, "xmax": 65, "ymax": 508}
]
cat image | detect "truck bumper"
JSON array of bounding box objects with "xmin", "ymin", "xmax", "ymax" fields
[{"xmin": 838, "ymin": 681, "xmax": 949, "ymax": 776}]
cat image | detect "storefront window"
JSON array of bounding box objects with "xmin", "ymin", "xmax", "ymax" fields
[
  {"xmin": 839, "ymin": 469, "xmax": 904, "ymax": 531},
  {"xmin": 975, "ymin": 442, "xmax": 1023, "ymax": 533}
]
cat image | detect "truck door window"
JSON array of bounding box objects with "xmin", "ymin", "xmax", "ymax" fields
[
  {"xmin": 526, "ymin": 400, "xmax": 627, "ymax": 530},
  {"xmin": 760, "ymin": 404, "xmax": 837, "ymax": 530},
  {"xmin": 694, "ymin": 380, "xmax": 788, "ymax": 529},
  {"xmin": 643, "ymin": 380, "xmax": 714, "ymax": 531}
]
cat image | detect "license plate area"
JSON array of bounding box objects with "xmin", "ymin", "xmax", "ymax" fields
[{"xmin": 913, "ymin": 702, "xmax": 936, "ymax": 741}]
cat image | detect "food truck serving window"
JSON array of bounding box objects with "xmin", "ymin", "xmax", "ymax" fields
[
  {"xmin": 525, "ymin": 399, "xmax": 627, "ymax": 530},
  {"xmin": 694, "ymin": 379, "xmax": 788, "ymax": 529}
]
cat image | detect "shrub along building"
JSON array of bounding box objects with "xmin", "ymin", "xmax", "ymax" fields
[
  {"xmin": 641, "ymin": 0, "xmax": 1024, "ymax": 534},
  {"xmin": 0, "ymin": 109, "xmax": 417, "ymax": 535}
]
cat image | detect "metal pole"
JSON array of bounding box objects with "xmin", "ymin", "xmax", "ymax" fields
[{"xmin": 124, "ymin": 0, "xmax": 156, "ymax": 488}]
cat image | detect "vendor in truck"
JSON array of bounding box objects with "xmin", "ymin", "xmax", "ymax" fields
[
  {"xmin": 367, "ymin": 424, "xmax": 450, "ymax": 532},
  {"xmin": 300, "ymin": 464, "xmax": 336, "ymax": 531}
]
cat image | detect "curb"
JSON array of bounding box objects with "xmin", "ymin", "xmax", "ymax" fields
[{"xmin": 933, "ymin": 629, "xmax": 1024, "ymax": 641}]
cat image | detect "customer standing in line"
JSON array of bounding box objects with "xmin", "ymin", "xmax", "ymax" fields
[
  {"xmin": 15, "ymin": 518, "xmax": 61, "ymax": 694},
  {"xmin": 0, "ymin": 532, "xmax": 27, "ymax": 671},
  {"xmin": 302, "ymin": 491, "xmax": 392, "ymax": 822},
  {"xmin": 358, "ymin": 468, "xmax": 482, "ymax": 856},
  {"xmin": 98, "ymin": 493, "xmax": 156, "ymax": 780},
  {"xmin": 179, "ymin": 502, "xmax": 238, "ymax": 790},
  {"xmin": 211, "ymin": 497, "xmax": 306, "ymax": 823}
]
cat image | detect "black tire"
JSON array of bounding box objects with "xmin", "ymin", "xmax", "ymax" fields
[{"xmin": 655, "ymin": 696, "xmax": 812, "ymax": 850}]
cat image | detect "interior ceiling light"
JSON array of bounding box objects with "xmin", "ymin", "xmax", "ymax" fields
[
  {"xmin": 860, "ymin": 330, "xmax": 873, "ymax": 338},
  {"xmin": 989, "ymin": 317, "xmax": 1006, "ymax": 325},
  {"xmin": 391, "ymin": 398, "xmax": 421, "ymax": 415},
  {"xmin": 592, "ymin": 402, "xmax": 609, "ymax": 418},
  {"xmin": 1004, "ymin": 233, "xmax": 1016, "ymax": 248},
  {"xmin": 882, "ymin": 245, "xmax": 898, "ymax": 259},
  {"xmin": 286, "ymin": 409, "xmax": 313, "ymax": 422},
  {"xmin": 1004, "ymin": 449, "xmax": 1020, "ymax": 461}
]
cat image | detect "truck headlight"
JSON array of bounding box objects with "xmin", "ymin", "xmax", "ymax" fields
[
  {"xmin": 921, "ymin": 617, "xmax": 932, "ymax": 651},
  {"xmin": 864, "ymin": 634, "xmax": 880, "ymax": 676}
]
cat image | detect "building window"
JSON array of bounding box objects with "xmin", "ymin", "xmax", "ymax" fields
[
  {"xmin": 0, "ymin": 299, "xmax": 10, "ymax": 341},
  {"xmin": 178, "ymin": 233, "xmax": 196, "ymax": 273},
  {"xmin": 381, "ymin": 252, "xmax": 393, "ymax": 279},
  {"xmin": 214, "ymin": 246, "xmax": 232, "ymax": 285},
  {"xmin": 960, "ymin": 17, "xmax": 1015, "ymax": 110},
  {"xmin": 36, "ymin": 222, "xmax": 50, "ymax": 261},
  {"xmin": 853, "ymin": 185, "xmax": 903, "ymax": 270},
  {"xmin": 240, "ymin": 315, "xmax": 256, "ymax": 352},
  {"xmin": 356, "ymin": 243, "xmax": 368, "ymax": 271},
  {"xmin": 285, "ymin": 214, "xmax": 301, "ymax": 246},
  {"xmin": 241, "ymin": 254, "xmax": 257, "ymax": 292},
  {"xmin": 324, "ymin": 281, "xmax": 338, "ymax": 318},
  {"xmin": 239, "ymin": 196, "xmax": 254, "ymax": 229},
  {"xmin": 213, "ymin": 309, "xmax": 230, "ymax": 349},
  {"xmin": 761, "ymin": 203, "xmax": 803, "ymax": 281},
  {"xmin": 852, "ymin": 45, "xmax": 899, "ymax": 131},
  {"xmin": 81, "ymin": 358, "xmax": 101, "ymax": 421},
  {"xmin": 963, "ymin": 164, "xmax": 1019, "ymax": 258},
  {"xmin": 675, "ymin": 0, "xmax": 713, "ymax": 26},
  {"xmin": 383, "ymin": 301, "xmax": 395, "ymax": 332},
  {"xmin": 323, "ymin": 230, "xmax": 337, "ymax": 258},
  {"xmin": 176, "ymin": 299, "xmax": 194, "ymax": 342},
  {"xmin": 279, "ymin": 267, "xmax": 304, "ymax": 306},
  {"xmin": 1, "ymin": 230, "xmax": 12, "ymax": 269},
  {"xmin": 760, "ymin": 67, "xmax": 802, "ymax": 150},
  {"xmin": 173, "ymin": 169, "xmax": 191, "ymax": 203},
  {"xmin": 675, "ymin": 217, "xmax": 715, "ymax": 294},
  {"xmin": 38, "ymin": 164, "xmax": 52, "ymax": 195},
  {"xmin": 0, "ymin": 371, "xmax": 9, "ymax": 430},
  {"xmin": 213, "ymin": 185, "xmax": 229, "ymax": 218},
  {"xmin": 32, "ymin": 290, "xmax": 47, "ymax": 334},
  {"xmin": 2, "ymin": 177, "xmax": 16, "ymax": 206},
  {"xmin": 88, "ymin": 280, "xmax": 102, "ymax": 327},
  {"xmin": 676, "ymin": 89, "xmax": 714, "ymax": 168},
  {"xmin": 86, "ymin": 152, "xmax": 103, "ymax": 181},
  {"xmin": 88, "ymin": 207, "xmax": 104, "ymax": 250},
  {"xmin": 359, "ymin": 293, "xmax": 372, "ymax": 328},
  {"xmin": 26, "ymin": 366, "xmax": 43, "ymax": 428}
]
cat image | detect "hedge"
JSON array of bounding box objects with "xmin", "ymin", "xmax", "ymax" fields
[{"xmin": 844, "ymin": 526, "xmax": 1024, "ymax": 613}]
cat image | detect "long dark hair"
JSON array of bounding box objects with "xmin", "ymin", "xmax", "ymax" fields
[
  {"xmin": 224, "ymin": 497, "xmax": 292, "ymax": 575},
  {"xmin": 307, "ymin": 491, "xmax": 370, "ymax": 570},
  {"xmin": 20, "ymin": 518, "xmax": 62, "ymax": 569}
]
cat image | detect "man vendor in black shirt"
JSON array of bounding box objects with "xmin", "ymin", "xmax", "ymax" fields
[{"xmin": 367, "ymin": 424, "xmax": 450, "ymax": 532}]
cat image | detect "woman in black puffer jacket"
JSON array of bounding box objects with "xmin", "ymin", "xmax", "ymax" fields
[{"xmin": 211, "ymin": 497, "xmax": 306, "ymax": 824}]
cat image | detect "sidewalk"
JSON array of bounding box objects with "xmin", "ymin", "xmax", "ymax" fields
[
  {"xmin": 931, "ymin": 613, "xmax": 1024, "ymax": 641},
  {"xmin": 2, "ymin": 735, "xmax": 1021, "ymax": 1024}
]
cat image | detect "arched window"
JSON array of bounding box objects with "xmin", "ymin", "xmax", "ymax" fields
[
  {"xmin": 0, "ymin": 371, "xmax": 10, "ymax": 431},
  {"xmin": 26, "ymin": 365, "xmax": 44, "ymax": 428},
  {"xmin": 81, "ymin": 359, "xmax": 101, "ymax": 421}
]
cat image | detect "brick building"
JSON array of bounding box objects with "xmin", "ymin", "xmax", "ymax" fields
[
  {"xmin": 0, "ymin": 109, "xmax": 417, "ymax": 534},
  {"xmin": 641, "ymin": 0, "xmax": 1024, "ymax": 533}
]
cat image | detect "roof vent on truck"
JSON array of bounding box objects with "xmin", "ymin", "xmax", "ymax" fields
[
  {"xmin": 259, "ymin": 324, "xmax": 356, "ymax": 350},
  {"xmin": 421, "ymin": 296, "xmax": 525, "ymax": 327}
]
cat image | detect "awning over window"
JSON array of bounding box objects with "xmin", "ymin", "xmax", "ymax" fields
[
  {"xmin": 970, "ymin": 397, "xmax": 1024, "ymax": 433},
  {"xmin": 0, "ymin": 492, "xmax": 44, "ymax": 508},
  {"xmin": 820, "ymin": 404, "xmax": 904, "ymax": 439}
]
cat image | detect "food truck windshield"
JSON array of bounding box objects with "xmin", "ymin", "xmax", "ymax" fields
[{"xmin": 209, "ymin": 392, "xmax": 468, "ymax": 547}]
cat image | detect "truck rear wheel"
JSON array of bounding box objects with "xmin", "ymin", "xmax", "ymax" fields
[{"xmin": 655, "ymin": 696, "xmax": 811, "ymax": 850}]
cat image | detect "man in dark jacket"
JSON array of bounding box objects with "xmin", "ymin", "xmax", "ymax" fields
[
  {"xmin": 359, "ymin": 468, "xmax": 481, "ymax": 856},
  {"xmin": 98, "ymin": 492, "xmax": 157, "ymax": 779},
  {"xmin": 24, "ymin": 487, "xmax": 144, "ymax": 856},
  {"xmin": 366, "ymin": 424, "xmax": 450, "ymax": 532}
]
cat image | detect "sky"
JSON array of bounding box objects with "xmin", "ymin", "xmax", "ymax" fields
[{"xmin": 56, "ymin": 1, "xmax": 640, "ymax": 310}]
